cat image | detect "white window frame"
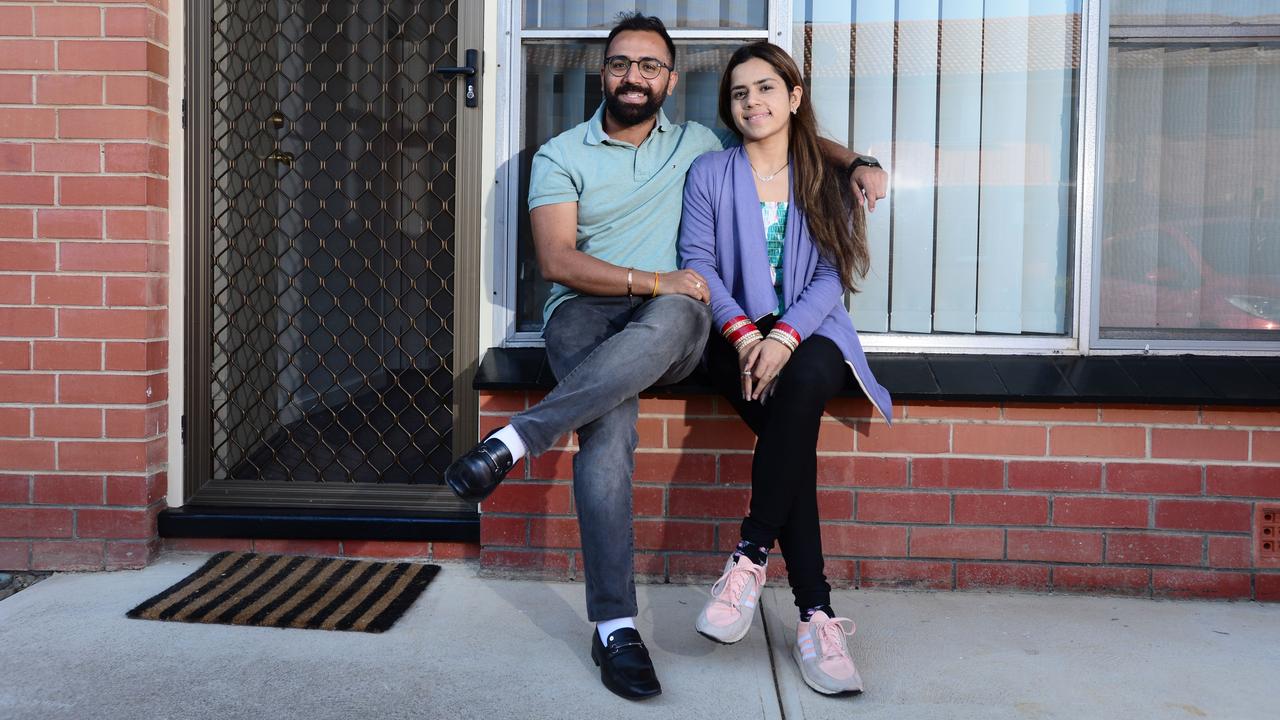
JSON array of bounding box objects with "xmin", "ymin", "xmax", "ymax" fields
[{"xmin": 486, "ymin": 0, "xmax": 1280, "ymax": 356}]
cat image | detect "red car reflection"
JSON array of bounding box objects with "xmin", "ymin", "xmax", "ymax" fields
[{"xmin": 1101, "ymin": 218, "xmax": 1280, "ymax": 333}]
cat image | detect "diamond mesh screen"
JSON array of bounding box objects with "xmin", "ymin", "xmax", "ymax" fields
[{"xmin": 209, "ymin": 0, "xmax": 457, "ymax": 485}]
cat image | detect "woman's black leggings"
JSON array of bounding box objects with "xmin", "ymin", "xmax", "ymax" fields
[{"xmin": 706, "ymin": 315, "xmax": 849, "ymax": 610}]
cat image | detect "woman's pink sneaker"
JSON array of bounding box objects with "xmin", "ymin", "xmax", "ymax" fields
[
  {"xmin": 695, "ymin": 555, "xmax": 766, "ymax": 644},
  {"xmin": 792, "ymin": 611, "xmax": 863, "ymax": 695}
]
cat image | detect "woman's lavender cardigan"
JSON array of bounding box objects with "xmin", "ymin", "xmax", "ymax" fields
[{"xmin": 677, "ymin": 145, "xmax": 893, "ymax": 423}]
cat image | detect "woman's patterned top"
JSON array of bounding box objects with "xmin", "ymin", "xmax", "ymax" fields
[{"xmin": 761, "ymin": 201, "xmax": 789, "ymax": 314}]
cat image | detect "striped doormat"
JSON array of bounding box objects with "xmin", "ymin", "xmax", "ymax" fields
[{"xmin": 127, "ymin": 551, "xmax": 439, "ymax": 633}]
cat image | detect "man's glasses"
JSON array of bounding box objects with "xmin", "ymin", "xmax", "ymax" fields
[{"xmin": 603, "ymin": 56, "xmax": 672, "ymax": 80}]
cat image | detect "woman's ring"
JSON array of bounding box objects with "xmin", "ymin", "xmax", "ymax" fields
[{"xmin": 742, "ymin": 370, "xmax": 751, "ymax": 376}]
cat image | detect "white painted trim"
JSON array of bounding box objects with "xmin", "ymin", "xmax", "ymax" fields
[
  {"xmin": 477, "ymin": 0, "xmax": 501, "ymax": 362},
  {"xmin": 771, "ymin": 0, "xmax": 793, "ymax": 52},
  {"xmin": 491, "ymin": 0, "xmax": 521, "ymax": 350},
  {"xmin": 1079, "ymin": 0, "xmax": 1105, "ymax": 356},
  {"xmin": 167, "ymin": 0, "xmax": 186, "ymax": 507}
]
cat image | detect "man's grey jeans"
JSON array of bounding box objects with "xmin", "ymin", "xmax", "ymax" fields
[{"xmin": 509, "ymin": 293, "xmax": 712, "ymax": 622}]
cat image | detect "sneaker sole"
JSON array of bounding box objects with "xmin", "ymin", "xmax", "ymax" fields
[
  {"xmin": 791, "ymin": 644, "xmax": 863, "ymax": 696},
  {"xmin": 695, "ymin": 615, "xmax": 752, "ymax": 645}
]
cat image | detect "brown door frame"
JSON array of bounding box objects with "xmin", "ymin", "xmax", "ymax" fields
[{"xmin": 183, "ymin": 0, "xmax": 482, "ymax": 512}]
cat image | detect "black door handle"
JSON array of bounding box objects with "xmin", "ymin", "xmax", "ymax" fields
[{"xmin": 436, "ymin": 49, "xmax": 478, "ymax": 107}]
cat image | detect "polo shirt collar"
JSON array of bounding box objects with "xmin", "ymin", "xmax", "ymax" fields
[{"xmin": 585, "ymin": 103, "xmax": 676, "ymax": 146}]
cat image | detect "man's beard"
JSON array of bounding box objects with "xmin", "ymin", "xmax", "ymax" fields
[{"xmin": 604, "ymin": 82, "xmax": 666, "ymax": 126}]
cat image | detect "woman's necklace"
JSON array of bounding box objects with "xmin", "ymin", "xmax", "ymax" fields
[{"xmin": 750, "ymin": 161, "xmax": 789, "ymax": 183}]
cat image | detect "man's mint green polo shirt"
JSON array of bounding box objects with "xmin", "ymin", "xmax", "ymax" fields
[{"xmin": 528, "ymin": 103, "xmax": 726, "ymax": 324}]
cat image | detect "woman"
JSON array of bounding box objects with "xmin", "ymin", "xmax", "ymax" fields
[{"xmin": 677, "ymin": 42, "xmax": 893, "ymax": 696}]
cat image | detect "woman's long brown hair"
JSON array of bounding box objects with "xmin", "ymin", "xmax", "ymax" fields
[{"xmin": 718, "ymin": 42, "xmax": 869, "ymax": 293}]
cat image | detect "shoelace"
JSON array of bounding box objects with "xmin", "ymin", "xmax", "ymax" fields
[
  {"xmin": 815, "ymin": 616, "xmax": 857, "ymax": 661},
  {"xmin": 709, "ymin": 560, "xmax": 766, "ymax": 609}
]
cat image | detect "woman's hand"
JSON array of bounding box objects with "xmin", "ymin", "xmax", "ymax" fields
[
  {"xmin": 742, "ymin": 338, "xmax": 793, "ymax": 401},
  {"xmin": 736, "ymin": 337, "xmax": 762, "ymax": 399},
  {"xmin": 655, "ymin": 269, "xmax": 710, "ymax": 303}
]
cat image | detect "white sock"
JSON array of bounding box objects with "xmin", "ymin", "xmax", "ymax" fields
[
  {"xmin": 492, "ymin": 425, "xmax": 527, "ymax": 462},
  {"xmin": 597, "ymin": 617, "xmax": 636, "ymax": 644}
]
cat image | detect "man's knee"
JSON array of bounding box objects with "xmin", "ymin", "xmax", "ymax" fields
[
  {"xmin": 576, "ymin": 396, "xmax": 640, "ymax": 446},
  {"xmin": 645, "ymin": 294, "xmax": 712, "ymax": 341}
]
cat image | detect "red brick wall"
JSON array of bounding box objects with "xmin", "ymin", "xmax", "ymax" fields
[
  {"xmin": 478, "ymin": 392, "xmax": 1280, "ymax": 602},
  {"xmin": 0, "ymin": 1, "xmax": 169, "ymax": 571}
]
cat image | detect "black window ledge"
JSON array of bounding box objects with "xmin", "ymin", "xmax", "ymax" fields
[{"xmin": 475, "ymin": 348, "xmax": 1280, "ymax": 406}]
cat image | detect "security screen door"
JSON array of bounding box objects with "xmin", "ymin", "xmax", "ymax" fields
[{"xmin": 186, "ymin": 0, "xmax": 480, "ymax": 512}]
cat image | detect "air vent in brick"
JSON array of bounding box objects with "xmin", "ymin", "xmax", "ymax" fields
[{"xmin": 1259, "ymin": 507, "xmax": 1280, "ymax": 567}]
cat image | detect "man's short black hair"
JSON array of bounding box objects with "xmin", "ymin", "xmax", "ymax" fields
[{"xmin": 604, "ymin": 12, "xmax": 676, "ymax": 67}]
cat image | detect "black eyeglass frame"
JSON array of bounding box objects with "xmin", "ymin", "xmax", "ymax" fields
[{"xmin": 602, "ymin": 55, "xmax": 674, "ymax": 79}]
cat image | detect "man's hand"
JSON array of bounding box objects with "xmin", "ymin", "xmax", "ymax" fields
[
  {"xmin": 653, "ymin": 269, "xmax": 710, "ymax": 303},
  {"xmin": 815, "ymin": 138, "xmax": 889, "ymax": 213},
  {"xmin": 850, "ymin": 165, "xmax": 888, "ymax": 212}
]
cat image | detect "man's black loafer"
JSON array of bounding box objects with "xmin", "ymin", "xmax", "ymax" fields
[
  {"xmin": 443, "ymin": 434, "xmax": 514, "ymax": 502},
  {"xmin": 589, "ymin": 627, "xmax": 662, "ymax": 700}
]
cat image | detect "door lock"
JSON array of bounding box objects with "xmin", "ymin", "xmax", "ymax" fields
[
  {"xmin": 264, "ymin": 150, "xmax": 294, "ymax": 167},
  {"xmin": 435, "ymin": 49, "xmax": 479, "ymax": 108}
]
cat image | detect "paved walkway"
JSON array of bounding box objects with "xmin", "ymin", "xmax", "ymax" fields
[{"xmin": 0, "ymin": 554, "xmax": 1277, "ymax": 719}]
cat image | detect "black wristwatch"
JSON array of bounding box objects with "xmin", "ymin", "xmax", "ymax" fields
[{"xmin": 845, "ymin": 154, "xmax": 881, "ymax": 178}]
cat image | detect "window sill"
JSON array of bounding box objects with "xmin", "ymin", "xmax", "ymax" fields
[{"xmin": 474, "ymin": 348, "xmax": 1280, "ymax": 405}]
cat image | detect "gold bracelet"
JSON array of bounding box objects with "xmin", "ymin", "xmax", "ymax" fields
[
  {"xmin": 626, "ymin": 268, "xmax": 634, "ymax": 297},
  {"xmin": 651, "ymin": 272, "xmax": 660, "ymax": 297}
]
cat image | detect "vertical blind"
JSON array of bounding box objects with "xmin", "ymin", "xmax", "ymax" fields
[{"xmin": 795, "ymin": 1, "xmax": 1081, "ymax": 336}]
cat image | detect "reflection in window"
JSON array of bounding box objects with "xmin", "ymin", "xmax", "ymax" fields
[
  {"xmin": 794, "ymin": 0, "xmax": 1082, "ymax": 336},
  {"xmin": 1101, "ymin": 40, "xmax": 1280, "ymax": 339},
  {"xmin": 1111, "ymin": 0, "xmax": 1280, "ymax": 27}
]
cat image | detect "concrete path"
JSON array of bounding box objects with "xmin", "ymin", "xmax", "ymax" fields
[
  {"xmin": 762, "ymin": 587, "xmax": 1280, "ymax": 720},
  {"xmin": 0, "ymin": 554, "xmax": 1277, "ymax": 720}
]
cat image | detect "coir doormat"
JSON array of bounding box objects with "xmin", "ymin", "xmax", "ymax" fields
[{"xmin": 127, "ymin": 551, "xmax": 439, "ymax": 633}]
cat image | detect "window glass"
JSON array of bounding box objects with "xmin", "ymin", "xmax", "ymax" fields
[
  {"xmin": 793, "ymin": 0, "xmax": 1082, "ymax": 336},
  {"xmin": 1100, "ymin": 39, "xmax": 1280, "ymax": 339},
  {"xmin": 514, "ymin": 41, "xmax": 741, "ymax": 332}
]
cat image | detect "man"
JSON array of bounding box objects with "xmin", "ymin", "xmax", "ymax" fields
[{"xmin": 445, "ymin": 14, "xmax": 887, "ymax": 700}]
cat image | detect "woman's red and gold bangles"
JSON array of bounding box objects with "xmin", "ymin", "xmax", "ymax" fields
[
  {"xmin": 722, "ymin": 316, "xmax": 763, "ymax": 352},
  {"xmin": 766, "ymin": 321, "xmax": 801, "ymax": 352}
]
